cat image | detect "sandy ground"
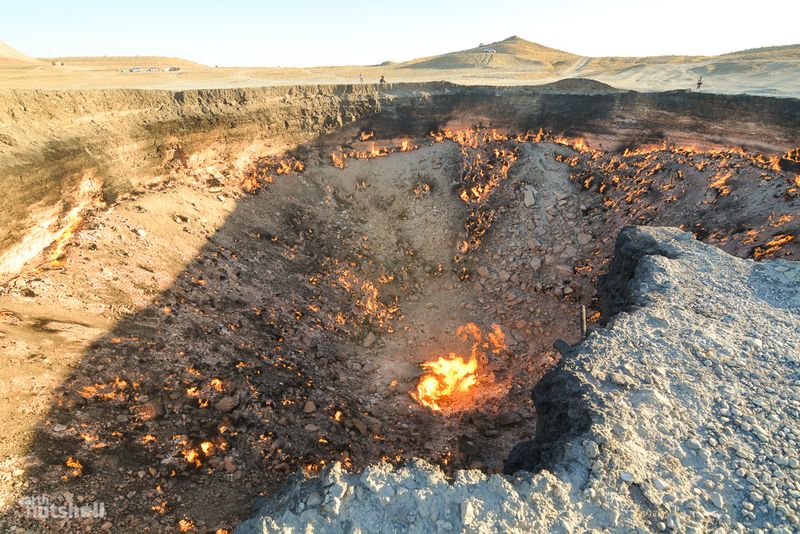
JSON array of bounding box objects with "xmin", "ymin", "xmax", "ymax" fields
[
  {"xmin": 1, "ymin": 62, "xmax": 798, "ymax": 97},
  {"xmin": 1, "ymin": 36, "xmax": 798, "ymax": 96}
]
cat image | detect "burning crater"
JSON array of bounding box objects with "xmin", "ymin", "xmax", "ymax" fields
[{"xmin": 1, "ymin": 84, "xmax": 799, "ymax": 532}]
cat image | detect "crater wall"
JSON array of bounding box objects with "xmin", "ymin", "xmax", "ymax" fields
[{"xmin": 1, "ymin": 82, "xmax": 799, "ymax": 278}]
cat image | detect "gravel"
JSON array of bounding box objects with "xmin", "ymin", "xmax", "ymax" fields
[{"xmin": 236, "ymin": 226, "xmax": 800, "ymax": 533}]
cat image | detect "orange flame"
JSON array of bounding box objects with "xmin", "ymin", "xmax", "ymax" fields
[
  {"xmin": 414, "ymin": 354, "xmax": 478, "ymax": 411},
  {"xmin": 47, "ymin": 208, "xmax": 85, "ymax": 268},
  {"xmin": 708, "ymin": 170, "xmax": 734, "ymax": 196},
  {"xmin": 65, "ymin": 456, "xmax": 84, "ymax": 477},
  {"xmin": 413, "ymin": 322, "xmax": 506, "ymax": 411},
  {"xmin": 753, "ymin": 234, "xmax": 796, "ymax": 259},
  {"xmin": 330, "ymin": 138, "xmax": 420, "ymax": 169},
  {"xmin": 242, "ymin": 157, "xmax": 304, "ymax": 193}
]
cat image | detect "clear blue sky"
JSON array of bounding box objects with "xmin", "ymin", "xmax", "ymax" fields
[{"xmin": 2, "ymin": 0, "xmax": 798, "ymax": 67}]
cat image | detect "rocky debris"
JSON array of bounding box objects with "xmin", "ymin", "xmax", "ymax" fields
[
  {"xmin": 236, "ymin": 227, "xmax": 800, "ymax": 533},
  {"xmin": 576, "ymin": 232, "xmax": 592, "ymax": 245},
  {"xmin": 558, "ymin": 144, "xmax": 799, "ymax": 261}
]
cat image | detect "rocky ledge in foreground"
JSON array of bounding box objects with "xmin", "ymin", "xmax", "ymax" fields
[{"xmin": 236, "ymin": 227, "xmax": 800, "ymax": 534}]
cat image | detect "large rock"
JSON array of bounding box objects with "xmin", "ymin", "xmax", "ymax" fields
[{"xmin": 236, "ymin": 227, "xmax": 800, "ymax": 533}]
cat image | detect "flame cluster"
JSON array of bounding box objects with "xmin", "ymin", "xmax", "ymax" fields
[
  {"xmin": 65, "ymin": 456, "xmax": 84, "ymax": 477},
  {"xmin": 430, "ymin": 128, "xmax": 520, "ymax": 255},
  {"xmin": 78, "ymin": 377, "xmax": 131, "ymax": 401},
  {"xmin": 554, "ymin": 140, "xmax": 797, "ymax": 259},
  {"xmin": 784, "ymin": 148, "xmax": 800, "ymax": 161},
  {"xmin": 333, "ymin": 267, "xmax": 399, "ymax": 330},
  {"xmin": 242, "ymin": 157, "xmax": 305, "ymax": 193},
  {"xmin": 415, "ymin": 355, "xmax": 477, "ymax": 411},
  {"xmin": 42, "ymin": 172, "xmax": 103, "ymax": 269},
  {"xmin": 330, "ymin": 139, "xmax": 418, "ymax": 169},
  {"xmin": 753, "ymin": 234, "xmax": 796, "ymax": 259},
  {"xmin": 176, "ymin": 434, "xmax": 228, "ymax": 469},
  {"xmin": 47, "ymin": 207, "xmax": 85, "ymax": 268}
]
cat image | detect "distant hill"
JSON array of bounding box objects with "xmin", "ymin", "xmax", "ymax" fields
[
  {"xmin": 400, "ymin": 36, "xmax": 579, "ymax": 70},
  {"xmin": 40, "ymin": 56, "xmax": 205, "ymax": 69},
  {"xmin": 719, "ymin": 44, "xmax": 800, "ymax": 60},
  {"xmin": 0, "ymin": 42, "xmax": 40, "ymax": 65},
  {"xmin": 394, "ymin": 36, "xmax": 800, "ymax": 79}
]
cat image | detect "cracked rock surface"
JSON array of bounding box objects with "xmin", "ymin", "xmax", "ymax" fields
[{"xmin": 236, "ymin": 226, "xmax": 800, "ymax": 533}]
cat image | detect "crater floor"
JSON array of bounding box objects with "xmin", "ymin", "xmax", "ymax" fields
[{"xmin": 236, "ymin": 227, "xmax": 800, "ymax": 534}]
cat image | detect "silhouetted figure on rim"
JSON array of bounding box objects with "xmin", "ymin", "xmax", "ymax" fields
[
  {"xmin": 379, "ymin": 75, "xmax": 386, "ymax": 84},
  {"xmin": 696, "ymin": 75, "xmax": 703, "ymax": 90}
]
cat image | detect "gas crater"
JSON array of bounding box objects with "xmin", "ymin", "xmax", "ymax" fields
[{"xmin": 0, "ymin": 82, "xmax": 798, "ymax": 532}]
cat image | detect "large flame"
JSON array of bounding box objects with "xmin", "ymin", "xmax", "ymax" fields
[
  {"xmin": 414, "ymin": 354, "xmax": 478, "ymax": 411},
  {"xmin": 413, "ymin": 322, "xmax": 506, "ymax": 412}
]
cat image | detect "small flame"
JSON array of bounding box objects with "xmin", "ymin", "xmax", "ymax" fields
[
  {"xmin": 65, "ymin": 456, "xmax": 84, "ymax": 477},
  {"xmin": 708, "ymin": 170, "xmax": 734, "ymax": 196},
  {"xmin": 210, "ymin": 378, "xmax": 224, "ymax": 392},
  {"xmin": 753, "ymin": 234, "xmax": 796, "ymax": 259}
]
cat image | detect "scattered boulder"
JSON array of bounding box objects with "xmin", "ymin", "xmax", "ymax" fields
[
  {"xmin": 523, "ymin": 188, "xmax": 535, "ymax": 207},
  {"xmin": 215, "ymin": 396, "xmax": 238, "ymax": 413},
  {"xmin": 362, "ymin": 332, "xmax": 377, "ymax": 348}
]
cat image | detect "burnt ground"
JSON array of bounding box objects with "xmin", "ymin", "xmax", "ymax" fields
[{"xmin": 0, "ymin": 130, "xmax": 797, "ymax": 533}]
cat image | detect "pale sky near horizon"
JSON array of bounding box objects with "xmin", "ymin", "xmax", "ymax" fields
[{"xmin": 2, "ymin": 0, "xmax": 798, "ymax": 67}]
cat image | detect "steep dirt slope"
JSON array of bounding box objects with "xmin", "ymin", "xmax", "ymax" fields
[
  {"xmin": 0, "ymin": 42, "xmax": 40, "ymax": 65},
  {"xmin": 2, "ymin": 83, "xmax": 799, "ymax": 283}
]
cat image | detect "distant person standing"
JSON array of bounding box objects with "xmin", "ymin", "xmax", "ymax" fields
[
  {"xmin": 359, "ymin": 73, "xmax": 364, "ymax": 84},
  {"xmin": 696, "ymin": 75, "xmax": 703, "ymax": 90},
  {"xmin": 379, "ymin": 75, "xmax": 386, "ymax": 84}
]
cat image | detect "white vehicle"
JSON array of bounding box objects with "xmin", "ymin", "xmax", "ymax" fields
[{"xmin": 483, "ymin": 48, "xmax": 496, "ymax": 54}]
